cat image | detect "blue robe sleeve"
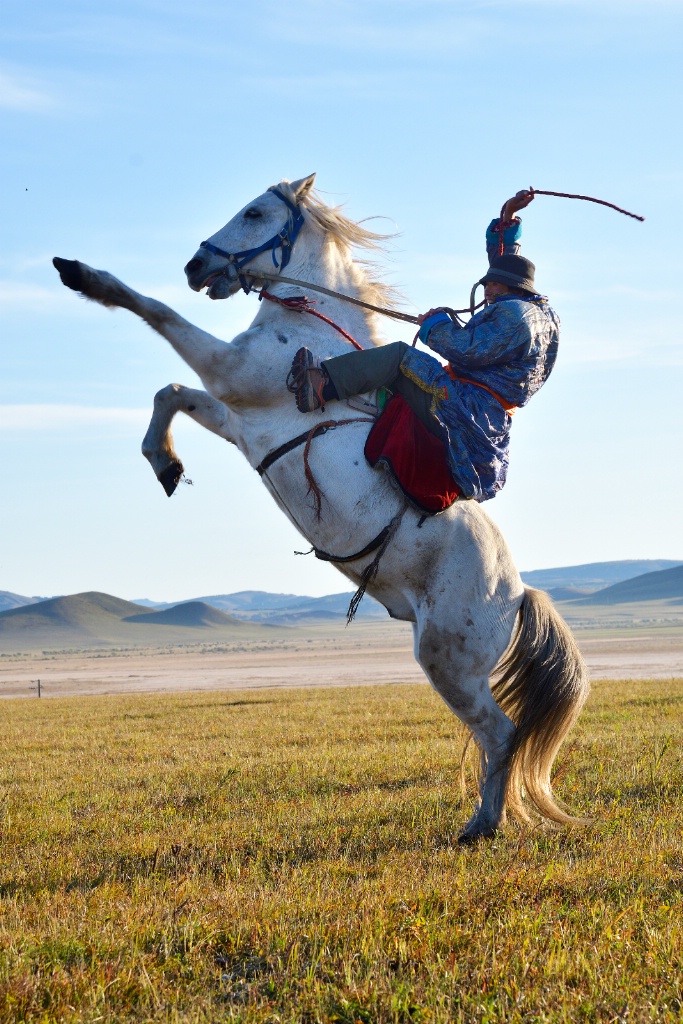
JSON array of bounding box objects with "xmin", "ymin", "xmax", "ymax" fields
[{"xmin": 423, "ymin": 302, "xmax": 532, "ymax": 369}]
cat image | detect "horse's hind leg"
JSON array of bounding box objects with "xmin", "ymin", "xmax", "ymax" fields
[
  {"xmin": 416, "ymin": 624, "xmax": 516, "ymax": 842},
  {"xmin": 142, "ymin": 384, "xmax": 235, "ymax": 496}
]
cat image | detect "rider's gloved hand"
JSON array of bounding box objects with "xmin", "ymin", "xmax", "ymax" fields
[
  {"xmin": 417, "ymin": 308, "xmax": 451, "ymax": 344},
  {"xmin": 502, "ymin": 190, "xmax": 535, "ymax": 222},
  {"xmin": 417, "ymin": 307, "xmax": 447, "ymax": 324}
]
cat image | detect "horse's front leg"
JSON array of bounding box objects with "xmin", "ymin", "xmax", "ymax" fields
[
  {"xmin": 52, "ymin": 258, "xmax": 238, "ymax": 398},
  {"xmin": 142, "ymin": 384, "xmax": 236, "ymax": 496}
]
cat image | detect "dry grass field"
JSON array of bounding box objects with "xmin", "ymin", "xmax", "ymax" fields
[{"xmin": 0, "ymin": 676, "xmax": 682, "ymax": 1022}]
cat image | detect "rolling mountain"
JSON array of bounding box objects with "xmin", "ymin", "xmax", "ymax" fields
[
  {"xmin": 133, "ymin": 590, "xmax": 386, "ymax": 623},
  {"xmin": 573, "ymin": 564, "xmax": 683, "ymax": 605},
  {"xmin": 5, "ymin": 557, "xmax": 683, "ymax": 649},
  {"xmin": 123, "ymin": 601, "xmax": 245, "ymax": 627},
  {"xmin": 0, "ymin": 592, "xmax": 281, "ymax": 652},
  {"xmin": 0, "ymin": 590, "xmax": 49, "ymax": 613},
  {"xmin": 520, "ymin": 560, "xmax": 683, "ymax": 593}
]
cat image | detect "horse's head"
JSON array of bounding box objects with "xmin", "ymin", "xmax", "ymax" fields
[{"xmin": 184, "ymin": 174, "xmax": 317, "ymax": 299}]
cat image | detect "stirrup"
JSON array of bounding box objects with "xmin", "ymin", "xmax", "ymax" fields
[{"xmin": 286, "ymin": 347, "xmax": 327, "ymax": 413}]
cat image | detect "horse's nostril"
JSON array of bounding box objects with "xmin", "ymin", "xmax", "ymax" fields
[{"xmin": 184, "ymin": 258, "xmax": 203, "ymax": 276}]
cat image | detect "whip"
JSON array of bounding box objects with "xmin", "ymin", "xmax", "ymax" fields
[{"xmin": 497, "ymin": 187, "xmax": 644, "ymax": 256}]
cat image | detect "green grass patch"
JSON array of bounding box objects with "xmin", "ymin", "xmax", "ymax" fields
[{"xmin": 0, "ymin": 678, "xmax": 682, "ymax": 1022}]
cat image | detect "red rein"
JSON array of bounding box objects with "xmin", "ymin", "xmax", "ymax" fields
[
  {"xmin": 498, "ymin": 187, "xmax": 645, "ymax": 255},
  {"xmin": 259, "ymin": 288, "xmax": 364, "ymax": 350}
]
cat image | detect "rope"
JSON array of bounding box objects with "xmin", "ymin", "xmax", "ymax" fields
[
  {"xmin": 345, "ymin": 505, "xmax": 407, "ymax": 624},
  {"xmin": 256, "ymin": 413, "xmax": 404, "ymax": 622},
  {"xmin": 260, "ymin": 289, "xmax": 364, "ymax": 350},
  {"xmin": 301, "ymin": 417, "xmax": 374, "ymax": 519},
  {"xmin": 243, "ymin": 270, "xmax": 479, "ymax": 323}
]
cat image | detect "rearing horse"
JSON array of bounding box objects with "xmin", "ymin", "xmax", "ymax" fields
[{"xmin": 53, "ymin": 173, "xmax": 589, "ymax": 842}]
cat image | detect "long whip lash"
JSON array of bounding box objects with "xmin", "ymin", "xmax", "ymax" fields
[
  {"xmin": 529, "ymin": 188, "xmax": 645, "ymax": 221},
  {"xmin": 498, "ymin": 187, "xmax": 644, "ymax": 256},
  {"xmin": 244, "ymin": 188, "xmax": 644, "ymax": 326}
]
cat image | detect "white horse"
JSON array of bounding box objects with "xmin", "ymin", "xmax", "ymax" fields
[{"xmin": 53, "ymin": 173, "xmax": 589, "ymax": 842}]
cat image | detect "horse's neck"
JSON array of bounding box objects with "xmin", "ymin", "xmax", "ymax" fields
[{"xmin": 263, "ymin": 235, "xmax": 384, "ymax": 348}]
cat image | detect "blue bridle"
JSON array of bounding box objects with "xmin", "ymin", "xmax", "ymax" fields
[{"xmin": 199, "ymin": 186, "xmax": 305, "ymax": 294}]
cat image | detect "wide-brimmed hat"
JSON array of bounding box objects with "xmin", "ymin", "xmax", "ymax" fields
[{"xmin": 480, "ymin": 254, "xmax": 537, "ymax": 294}]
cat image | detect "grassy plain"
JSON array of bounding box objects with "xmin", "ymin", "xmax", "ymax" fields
[{"xmin": 0, "ymin": 678, "xmax": 682, "ymax": 1022}]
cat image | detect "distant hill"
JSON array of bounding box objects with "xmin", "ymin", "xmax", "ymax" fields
[
  {"xmin": 6, "ymin": 557, "xmax": 683, "ymax": 645},
  {"xmin": 202, "ymin": 591, "xmax": 313, "ymax": 612},
  {"xmin": 133, "ymin": 590, "xmax": 387, "ymax": 623},
  {"xmin": 521, "ymin": 560, "xmax": 683, "ymax": 593},
  {"xmin": 0, "ymin": 592, "xmax": 144, "ymax": 633},
  {"xmin": 130, "ymin": 590, "xmax": 309, "ymax": 612},
  {"xmin": 0, "ymin": 592, "xmax": 281, "ymax": 652},
  {"xmin": 0, "ymin": 590, "xmax": 49, "ymax": 613},
  {"xmin": 123, "ymin": 601, "xmax": 245, "ymax": 628},
  {"xmin": 573, "ymin": 565, "xmax": 683, "ymax": 605}
]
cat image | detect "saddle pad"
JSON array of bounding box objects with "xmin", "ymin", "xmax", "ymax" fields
[{"xmin": 364, "ymin": 394, "xmax": 460, "ymax": 514}]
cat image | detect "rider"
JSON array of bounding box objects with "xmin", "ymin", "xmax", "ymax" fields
[{"xmin": 286, "ymin": 190, "xmax": 559, "ymax": 502}]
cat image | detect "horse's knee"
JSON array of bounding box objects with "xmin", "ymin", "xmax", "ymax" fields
[{"xmin": 153, "ymin": 382, "xmax": 182, "ymax": 406}]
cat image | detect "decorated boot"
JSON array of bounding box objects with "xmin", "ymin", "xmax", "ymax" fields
[{"xmin": 286, "ymin": 347, "xmax": 328, "ymax": 413}]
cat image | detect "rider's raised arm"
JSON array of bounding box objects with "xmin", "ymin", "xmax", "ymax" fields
[
  {"xmin": 485, "ymin": 216, "xmax": 522, "ymax": 263},
  {"xmin": 485, "ymin": 189, "xmax": 535, "ymax": 263},
  {"xmin": 413, "ymin": 212, "xmax": 524, "ymax": 360}
]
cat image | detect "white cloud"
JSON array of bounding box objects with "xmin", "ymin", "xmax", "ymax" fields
[
  {"xmin": 0, "ymin": 405, "xmax": 149, "ymax": 431},
  {"xmin": 0, "ymin": 70, "xmax": 56, "ymax": 113},
  {"xmin": 0, "ymin": 282, "xmax": 64, "ymax": 307}
]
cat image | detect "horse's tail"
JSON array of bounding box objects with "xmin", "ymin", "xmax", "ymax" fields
[{"xmin": 491, "ymin": 586, "xmax": 590, "ymax": 825}]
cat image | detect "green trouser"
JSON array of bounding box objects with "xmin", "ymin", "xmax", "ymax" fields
[{"xmin": 322, "ymin": 341, "xmax": 443, "ymax": 439}]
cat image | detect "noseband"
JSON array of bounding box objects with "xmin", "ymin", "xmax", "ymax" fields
[{"xmin": 199, "ymin": 187, "xmax": 304, "ymax": 294}]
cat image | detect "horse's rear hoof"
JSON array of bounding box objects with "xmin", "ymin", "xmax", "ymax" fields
[
  {"xmin": 158, "ymin": 460, "xmax": 184, "ymax": 497},
  {"xmin": 53, "ymin": 257, "xmax": 83, "ymax": 292},
  {"xmin": 457, "ymin": 826, "xmax": 498, "ymax": 846}
]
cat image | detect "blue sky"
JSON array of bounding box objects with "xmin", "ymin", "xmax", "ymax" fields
[{"xmin": 1, "ymin": 0, "xmax": 681, "ymax": 601}]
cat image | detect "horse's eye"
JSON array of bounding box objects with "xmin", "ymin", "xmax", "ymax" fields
[{"xmin": 244, "ymin": 208, "xmax": 262, "ymax": 219}]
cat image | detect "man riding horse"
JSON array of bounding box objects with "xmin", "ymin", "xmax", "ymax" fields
[{"xmin": 287, "ymin": 190, "xmax": 558, "ymax": 503}]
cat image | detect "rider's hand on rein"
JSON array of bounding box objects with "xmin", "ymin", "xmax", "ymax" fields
[{"xmin": 416, "ymin": 307, "xmax": 448, "ymax": 324}]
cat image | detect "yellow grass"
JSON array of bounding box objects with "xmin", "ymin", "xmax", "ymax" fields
[{"xmin": 0, "ymin": 678, "xmax": 682, "ymax": 1022}]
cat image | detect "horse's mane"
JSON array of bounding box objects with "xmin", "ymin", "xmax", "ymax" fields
[{"xmin": 276, "ymin": 181, "xmax": 401, "ymax": 311}]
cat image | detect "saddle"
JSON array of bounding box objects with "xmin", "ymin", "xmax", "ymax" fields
[{"xmin": 364, "ymin": 394, "xmax": 460, "ymax": 514}]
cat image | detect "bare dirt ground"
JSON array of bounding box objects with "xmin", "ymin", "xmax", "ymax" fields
[{"xmin": 1, "ymin": 620, "xmax": 682, "ymax": 700}]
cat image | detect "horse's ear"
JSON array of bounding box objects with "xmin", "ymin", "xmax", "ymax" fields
[{"xmin": 290, "ymin": 173, "xmax": 316, "ymax": 201}]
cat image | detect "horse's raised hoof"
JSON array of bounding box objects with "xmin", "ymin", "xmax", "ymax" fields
[
  {"xmin": 53, "ymin": 257, "xmax": 84, "ymax": 292},
  {"xmin": 158, "ymin": 460, "xmax": 184, "ymax": 497}
]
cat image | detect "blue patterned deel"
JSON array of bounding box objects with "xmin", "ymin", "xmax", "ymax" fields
[{"xmin": 401, "ymin": 216, "xmax": 559, "ymax": 502}]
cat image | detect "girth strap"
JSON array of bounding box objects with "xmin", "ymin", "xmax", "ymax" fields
[
  {"xmin": 256, "ymin": 416, "xmax": 405, "ymax": 622},
  {"xmin": 311, "ymin": 523, "xmax": 392, "ymax": 564},
  {"xmin": 256, "ymin": 423, "xmax": 335, "ymax": 476}
]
